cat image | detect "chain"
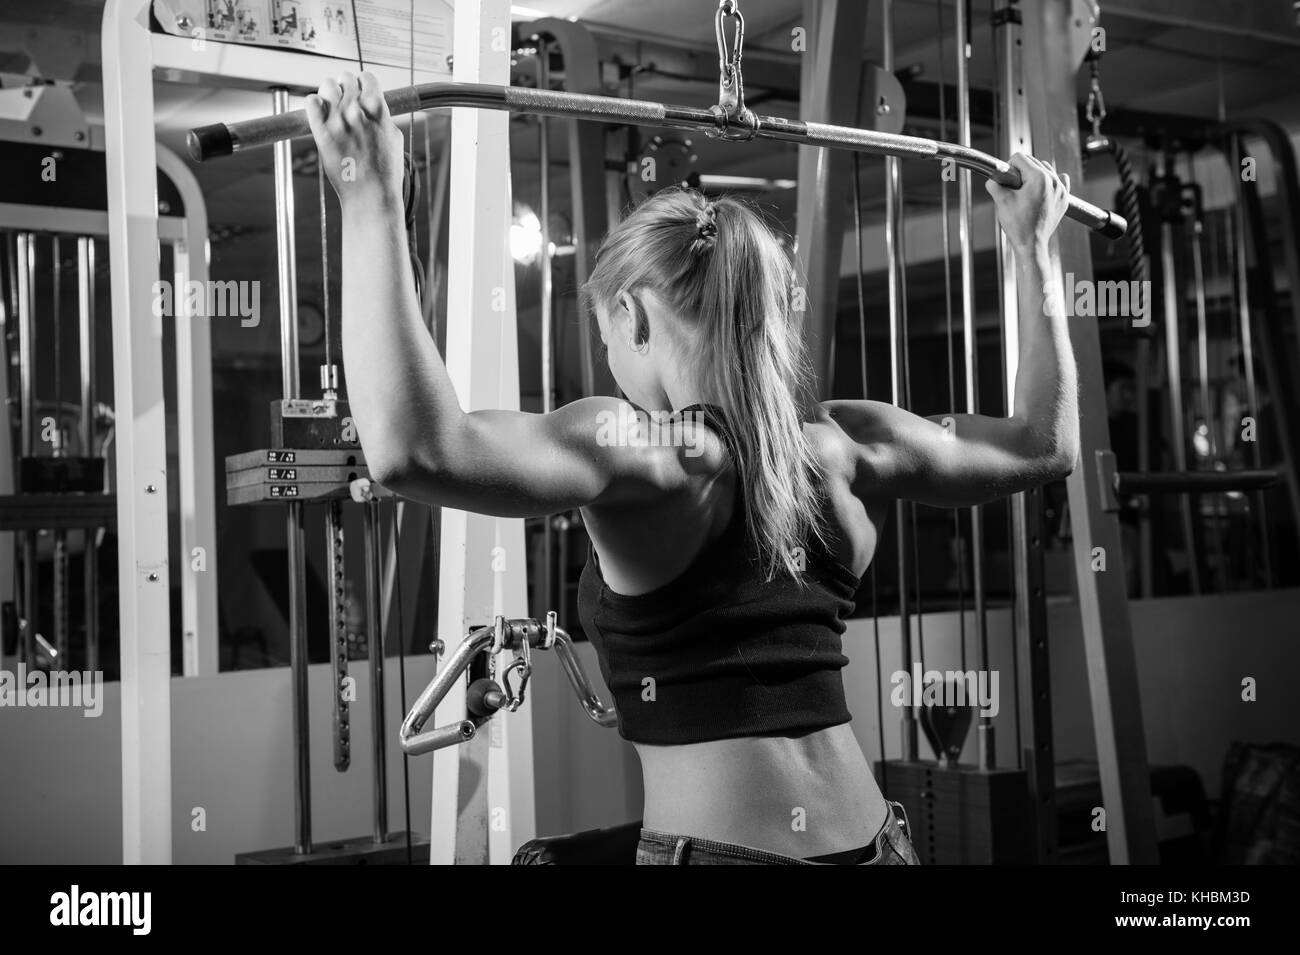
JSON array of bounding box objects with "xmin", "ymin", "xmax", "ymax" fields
[{"xmin": 327, "ymin": 499, "xmax": 351, "ymax": 771}]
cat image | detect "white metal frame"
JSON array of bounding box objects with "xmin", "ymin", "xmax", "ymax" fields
[
  {"xmin": 102, "ymin": 0, "xmax": 533, "ymax": 864},
  {"xmin": 154, "ymin": 147, "xmax": 220, "ymax": 680},
  {"xmin": 430, "ymin": 0, "xmax": 535, "ymax": 866}
]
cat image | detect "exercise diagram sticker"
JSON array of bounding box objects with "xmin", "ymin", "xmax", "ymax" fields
[{"xmin": 150, "ymin": 0, "xmax": 453, "ymax": 74}]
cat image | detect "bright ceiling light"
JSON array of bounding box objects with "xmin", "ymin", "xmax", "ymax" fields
[
  {"xmin": 700, "ymin": 175, "xmax": 797, "ymax": 191},
  {"xmin": 511, "ymin": 209, "xmax": 543, "ymax": 263}
]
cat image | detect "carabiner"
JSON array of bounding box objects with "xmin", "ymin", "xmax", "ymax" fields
[
  {"xmin": 715, "ymin": 0, "xmax": 746, "ymax": 117},
  {"xmin": 501, "ymin": 654, "xmax": 532, "ymax": 712}
]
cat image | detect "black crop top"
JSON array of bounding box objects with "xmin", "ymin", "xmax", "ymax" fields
[{"xmin": 577, "ymin": 404, "xmax": 861, "ymax": 745}]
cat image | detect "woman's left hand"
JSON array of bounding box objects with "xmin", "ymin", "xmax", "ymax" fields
[{"xmin": 305, "ymin": 71, "xmax": 405, "ymax": 209}]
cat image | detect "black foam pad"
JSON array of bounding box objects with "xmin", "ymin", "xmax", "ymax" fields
[{"xmin": 511, "ymin": 820, "xmax": 645, "ymax": 865}]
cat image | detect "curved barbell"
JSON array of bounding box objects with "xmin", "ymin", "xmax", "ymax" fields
[{"xmin": 188, "ymin": 80, "xmax": 1126, "ymax": 239}]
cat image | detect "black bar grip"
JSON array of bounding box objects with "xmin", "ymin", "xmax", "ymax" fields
[
  {"xmin": 1097, "ymin": 209, "xmax": 1128, "ymax": 241},
  {"xmin": 188, "ymin": 122, "xmax": 235, "ymax": 162},
  {"xmin": 188, "ymin": 86, "xmax": 424, "ymax": 162},
  {"xmin": 1115, "ymin": 469, "xmax": 1280, "ymax": 496}
]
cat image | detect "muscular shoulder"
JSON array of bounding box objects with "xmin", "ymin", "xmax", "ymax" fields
[
  {"xmin": 807, "ymin": 403, "xmax": 866, "ymax": 479},
  {"xmin": 813, "ymin": 400, "xmax": 902, "ymax": 500},
  {"xmin": 558, "ymin": 396, "xmax": 730, "ymax": 502},
  {"xmin": 819, "ymin": 399, "xmax": 899, "ymax": 446}
]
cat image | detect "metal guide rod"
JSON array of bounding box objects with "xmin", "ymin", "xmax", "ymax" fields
[
  {"xmin": 363, "ymin": 500, "xmax": 388, "ymax": 843},
  {"xmin": 1188, "ymin": 211, "xmax": 1228, "ymax": 587},
  {"xmin": 188, "ymin": 82, "xmax": 1126, "ymax": 238},
  {"xmin": 53, "ymin": 237, "xmax": 63, "ymax": 452},
  {"xmin": 274, "ymin": 89, "xmax": 301, "ymax": 399},
  {"xmin": 538, "ymin": 40, "xmax": 555, "ymax": 631},
  {"xmin": 1136, "ymin": 328, "xmax": 1154, "ymax": 596},
  {"xmin": 882, "ymin": 0, "xmax": 917, "ymax": 764},
  {"xmin": 556, "ymin": 515, "xmax": 570, "ymax": 656},
  {"xmin": 53, "ymin": 532, "xmax": 68, "ymax": 663},
  {"xmin": 272, "ymin": 87, "xmax": 313, "ymax": 855},
  {"xmin": 18, "ymin": 233, "xmax": 33, "ymax": 458},
  {"xmin": 17, "ymin": 233, "xmax": 35, "ymax": 665},
  {"xmin": 538, "ymin": 45, "xmax": 555, "ymax": 419},
  {"xmin": 960, "ymin": 0, "xmax": 993, "ymax": 770},
  {"xmin": 1160, "ymin": 210, "xmax": 1202, "ymax": 594},
  {"xmin": 1190, "ymin": 217, "xmax": 1216, "ymax": 460},
  {"xmin": 52, "ymin": 238, "xmax": 68, "ymax": 664},
  {"xmin": 1226, "ymin": 139, "xmax": 1271, "ymax": 585},
  {"xmin": 22, "ymin": 528, "xmax": 37, "ymax": 665},
  {"xmin": 78, "ymin": 236, "xmax": 99, "ymax": 673},
  {"xmin": 998, "ymin": 6, "xmax": 1056, "ymax": 847}
]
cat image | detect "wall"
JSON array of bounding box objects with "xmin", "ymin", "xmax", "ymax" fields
[
  {"xmin": 0, "ymin": 657, "xmax": 437, "ymax": 864},
  {"xmin": 845, "ymin": 588, "xmax": 1300, "ymax": 796}
]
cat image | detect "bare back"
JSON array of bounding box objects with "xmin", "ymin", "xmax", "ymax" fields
[{"xmin": 580, "ymin": 405, "xmax": 891, "ymax": 857}]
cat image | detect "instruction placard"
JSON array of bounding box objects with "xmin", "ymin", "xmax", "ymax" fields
[{"xmin": 152, "ymin": 0, "xmax": 453, "ymax": 76}]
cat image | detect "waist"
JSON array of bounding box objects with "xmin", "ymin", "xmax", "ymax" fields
[{"xmin": 634, "ymin": 722, "xmax": 888, "ymax": 857}]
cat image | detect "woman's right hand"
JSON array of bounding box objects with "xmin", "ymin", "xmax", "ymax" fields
[
  {"xmin": 985, "ymin": 153, "xmax": 1071, "ymax": 253},
  {"xmin": 305, "ymin": 71, "xmax": 406, "ymax": 211}
]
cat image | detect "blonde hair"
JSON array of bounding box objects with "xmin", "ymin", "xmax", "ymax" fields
[{"xmin": 583, "ymin": 187, "xmax": 827, "ymax": 581}]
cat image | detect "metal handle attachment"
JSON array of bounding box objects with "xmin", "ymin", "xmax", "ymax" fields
[{"xmin": 399, "ymin": 612, "xmax": 618, "ymax": 756}]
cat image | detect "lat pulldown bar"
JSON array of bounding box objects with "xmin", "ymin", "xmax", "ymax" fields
[
  {"xmin": 1096, "ymin": 448, "xmax": 1281, "ymax": 510},
  {"xmin": 1115, "ymin": 469, "xmax": 1281, "ymax": 497},
  {"xmin": 188, "ymin": 80, "xmax": 1127, "ymax": 239}
]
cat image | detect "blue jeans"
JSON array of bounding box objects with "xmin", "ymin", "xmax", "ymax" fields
[{"xmin": 635, "ymin": 800, "xmax": 920, "ymax": 865}]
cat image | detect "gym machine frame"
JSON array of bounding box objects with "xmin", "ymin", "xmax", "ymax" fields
[
  {"xmin": 185, "ymin": 0, "xmax": 1134, "ymax": 866},
  {"xmin": 793, "ymin": 0, "xmax": 1155, "ymax": 864},
  {"xmin": 0, "ymin": 154, "xmax": 213, "ymax": 675},
  {"xmin": 102, "ymin": 0, "xmax": 455, "ymax": 864},
  {"xmin": 1082, "ymin": 104, "xmax": 1300, "ymax": 593}
]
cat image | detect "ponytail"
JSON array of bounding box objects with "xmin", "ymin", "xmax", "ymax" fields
[
  {"xmin": 694, "ymin": 200, "xmax": 827, "ymax": 580},
  {"xmin": 584, "ymin": 188, "xmax": 827, "ymax": 581}
]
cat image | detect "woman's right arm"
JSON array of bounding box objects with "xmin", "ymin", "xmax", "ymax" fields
[{"xmin": 825, "ymin": 154, "xmax": 1079, "ymax": 508}]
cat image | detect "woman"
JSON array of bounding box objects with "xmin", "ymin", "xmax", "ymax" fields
[{"xmin": 307, "ymin": 73, "xmax": 1078, "ymax": 865}]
